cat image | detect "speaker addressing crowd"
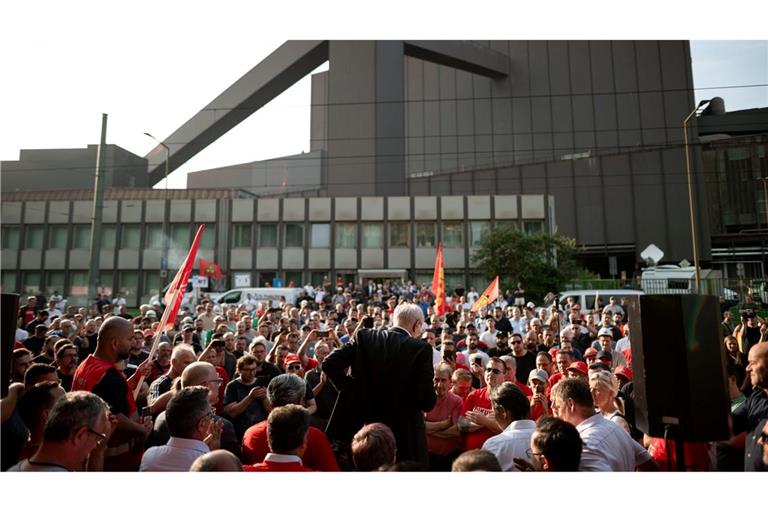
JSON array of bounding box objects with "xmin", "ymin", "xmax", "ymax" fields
[{"xmin": 2, "ymin": 283, "xmax": 767, "ymax": 472}]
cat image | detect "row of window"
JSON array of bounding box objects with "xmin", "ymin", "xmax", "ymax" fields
[
  {"xmin": 233, "ymin": 220, "xmax": 544, "ymax": 249},
  {"xmin": 2, "ymin": 220, "xmax": 544, "ymax": 252},
  {"xmin": 1, "ymin": 224, "xmax": 216, "ymax": 251}
]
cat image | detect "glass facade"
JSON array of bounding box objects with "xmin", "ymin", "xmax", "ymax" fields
[
  {"xmin": 72, "ymin": 225, "xmax": 90, "ymax": 249},
  {"xmin": 442, "ymin": 222, "xmax": 464, "ymax": 248},
  {"xmin": 335, "ymin": 223, "xmax": 356, "ymax": 248},
  {"xmin": 284, "ymin": 223, "xmax": 304, "ymax": 247},
  {"xmin": 416, "ymin": 223, "xmax": 435, "ymax": 248},
  {"xmin": 1, "ymin": 226, "xmax": 20, "ymax": 249},
  {"xmin": 122, "ymin": 224, "xmax": 142, "ymax": 249},
  {"xmin": 24, "ymin": 226, "xmax": 44, "ymax": 249},
  {"xmin": 232, "ymin": 224, "xmax": 252, "ymax": 248},
  {"xmin": 146, "ymin": 224, "xmax": 164, "ymax": 249},
  {"xmin": 259, "ymin": 224, "xmax": 278, "ymax": 247},
  {"xmin": 362, "ymin": 224, "xmax": 383, "ymax": 248},
  {"xmin": 310, "ymin": 224, "xmax": 331, "ymax": 248},
  {"xmin": 389, "ymin": 223, "xmax": 409, "ymax": 248},
  {"xmin": 48, "ymin": 226, "xmax": 67, "ymax": 249}
]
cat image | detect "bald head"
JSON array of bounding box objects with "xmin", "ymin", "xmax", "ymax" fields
[
  {"xmin": 190, "ymin": 449, "xmax": 243, "ymax": 472},
  {"xmin": 748, "ymin": 342, "xmax": 768, "ymax": 389},
  {"xmin": 181, "ymin": 361, "xmax": 218, "ymax": 387},
  {"xmin": 95, "ymin": 316, "xmax": 133, "ymax": 362}
]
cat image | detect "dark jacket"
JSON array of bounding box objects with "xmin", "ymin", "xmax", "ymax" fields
[{"xmin": 322, "ymin": 326, "xmax": 436, "ymax": 465}]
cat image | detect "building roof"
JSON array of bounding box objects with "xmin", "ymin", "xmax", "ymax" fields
[{"xmin": 0, "ymin": 187, "xmax": 246, "ymax": 202}]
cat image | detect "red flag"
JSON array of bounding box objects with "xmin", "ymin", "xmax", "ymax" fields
[
  {"xmin": 199, "ymin": 258, "xmax": 224, "ymax": 280},
  {"xmin": 163, "ymin": 225, "xmax": 205, "ymax": 331},
  {"xmin": 471, "ymin": 276, "xmax": 500, "ymax": 312},
  {"xmin": 431, "ymin": 242, "xmax": 449, "ymax": 316}
]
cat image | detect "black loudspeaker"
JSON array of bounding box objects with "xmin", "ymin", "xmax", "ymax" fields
[
  {"xmin": 626, "ymin": 294, "xmax": 730, "ymax": 442},
  {"xmin": 1, "ymin": 293, "xmax": 20, "ymax": 398}
]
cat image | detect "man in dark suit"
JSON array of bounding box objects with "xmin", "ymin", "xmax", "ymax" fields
[{"xmin": 323, "ymin": 303, "xmax": 436, "ymax": 466}]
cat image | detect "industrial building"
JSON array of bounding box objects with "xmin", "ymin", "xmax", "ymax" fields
[{"xmin": 2, "ymin": 40, "xmax": 766, "ymax": 306}]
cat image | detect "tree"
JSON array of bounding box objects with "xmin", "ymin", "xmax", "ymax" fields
[{"xmin": 471, "ymin": 227, "xmax": 579, "ymax": 303}]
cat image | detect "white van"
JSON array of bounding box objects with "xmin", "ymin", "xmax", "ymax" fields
[
  {"xmin": 640, "ymin": 265, "xmax": 737, "ymax": 299},
  {"xmin": 558, "ymin": 289, "xmax": 645, "ymax": 312},
  {"xmin": 215, "ymin": 287, "xmax": 304, "ymax": 308}
]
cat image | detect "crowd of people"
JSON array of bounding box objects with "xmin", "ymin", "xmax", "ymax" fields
[{"xmin": 2, "ymin": 278, "xmax": 767, "ymax": 472}]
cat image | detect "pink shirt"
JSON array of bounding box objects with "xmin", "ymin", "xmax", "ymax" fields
[{"xmin": 425, "ymin": 392, "xmax": 463, "ymax": 455}]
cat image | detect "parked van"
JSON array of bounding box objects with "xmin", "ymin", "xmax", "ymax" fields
[
  {"xmin": 215, "ymin": 287, "xmax": 304, "ymax": 308},
  {"xmin": 558, "ymin": 289, "xmax": 645, "ymax": 312},
  {"xmin": 640, "ymin": 265, "xmax": 738, "ymax": 300}
]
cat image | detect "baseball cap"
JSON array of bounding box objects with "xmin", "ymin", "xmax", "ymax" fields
[
  {"xmin": 614, "ymin": 365, "xmax": 633, "ymax": 382},
  {"xmin": 597, "ymin": 327, "xmax": 614, "ymax": 338},
  {"xmin": 182, "ymin": 325, "xmax": 194, "ymax": 332},
  {"xmin": 284, "ymin": 354, "xmax": 302, "ymax": 366},
  {"xmin": 596, "ymin": 350, "xmax": 613, "ymax": 361},
  {"xmin": 584, "ymin": 347, "xmax": 599, "ymax": 359},
  {"xmin": 142, "ymin": 329, "xmax": 154, "ymax": 338},
  {"xmin": 528, "ymin": 369, "xmax": 549, "ymax": 384},
  {"xmin": 567, "ymin": 361, "xmax": 589, "ymax": 375},
  {"xmin": 145, "ymin": 310, "xmax": 157, "ymax": 318},
  {"xmin": 526, "ymin": 302, "xmax": 535, "ymax": 309},
  {"xmin": 588, "ymin": 362, "xmax": 611, "ymax": 372}
]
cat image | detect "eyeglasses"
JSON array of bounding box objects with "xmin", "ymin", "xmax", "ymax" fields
[
  {"xmin": 511, "ymin": 340, "xmax": 522, "ymax": 345},
  {"xmin": 287, "ymin": 364, "xmax": 303, "ymax": 371},
  {"xmin": 204, "ymin": 378, "xmax": 224, "ymax": 386},
  {"xmin": 485, "ymin": 367, "xmax": 503, "ymax": 375},
  {"xmin": 86, "ymin": 427, "xmax": 107, "ymax": 446},
  {"xmin": 525, "ymin": 448, "xmax": 543, "ymax": 459}
]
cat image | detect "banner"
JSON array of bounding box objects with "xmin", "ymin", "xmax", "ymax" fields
[
  {"xmin": 199, "ymin": 258, "xmax": 224, "ymax": 280},
  {"xmin": 431, "ymin": 242, "xmax": 448, "ymax": 316},
  {"xmin": 471, "ymin": 276, "xmax": 500, "ymax": 313}
]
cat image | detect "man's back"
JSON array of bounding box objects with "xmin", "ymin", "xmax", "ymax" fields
[
  {"xmin": 576, "ymin": 413, "xmax": 652, "ymax": 471},
  {"xmin": 323, "ymin": 326, "xmax": 436, "ymax": 463}
]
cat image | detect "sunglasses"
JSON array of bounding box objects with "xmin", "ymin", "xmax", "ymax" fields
[
  {"xmin": 485, "ymin": 367, "xmax": 503, "ymax": 375},
  {"xmin": 287, "ymin": 364, "xmax": 303, "ymax": 371}
]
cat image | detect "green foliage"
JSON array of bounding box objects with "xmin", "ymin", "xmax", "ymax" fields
[{"xmin": 471, "ymin": 227, "xmax": 579, "ymax": 303}]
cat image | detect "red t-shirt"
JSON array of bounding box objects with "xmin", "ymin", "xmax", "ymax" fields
[
  {"xmin": 425, "ymin": 392, "xmax": 463, "ymax": 455},
  {"xmin": 461, "ymin": 387, "xmax": 495, "ymax": 451},
  {"xmin": 647, "ymin": 438, "xmax": 713, "ymax": 471},
  {"xmin": 241, "ymin": 421, "xmax": 340, "ymax": 471}
]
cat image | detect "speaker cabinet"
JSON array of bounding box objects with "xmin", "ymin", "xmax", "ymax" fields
[
  {"xmin": 1, "ymin": 293, "xmax": 20, "ymax": 398},
  {"xmin": 626, "ymin": 294, "xmax": 730, "ymax": 441}
]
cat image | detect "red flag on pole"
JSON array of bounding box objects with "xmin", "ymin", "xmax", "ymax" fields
[
  {"xmin": 471, "ymin": 276, "xmax": 500, "ymax": 312},
  {"xmin": 163, "ymin": 224, "xmax": 205, "ymax": 332},
  {"xmin": 431, "ymin": 242, "xmax": 449, "ymax": 316},
  {"xmin": 199, "ymin": 258, "xmax": 224, "ymax": 280}
]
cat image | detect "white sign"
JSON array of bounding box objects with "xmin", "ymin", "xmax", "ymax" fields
[
  {"xmin": 192, "ymin": 275, "xmax": 208, "ymax": 288},
  {"xmin": 234, "ymin": 273, "xmax": 251, "ymax": 287}
]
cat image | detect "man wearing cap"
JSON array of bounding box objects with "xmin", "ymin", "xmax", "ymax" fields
[
  {"xmin": 566, "ymin": 361, "xmax": 589, "ymax": 384},
  {"xmin": 527, "ymin": 369, "xmax": 550, "ymax": 420},
  {"xmin": 283, "ymin": 354, "xmax": 317, "ymax": 416},
  {"xmin": 584, "ymin": 347, "xmax": 599, "ymax": 366},
  {"xmin": 591, "ymin": 328, "xmax": 626, "ymax": 369},
  {"xmin": 177, "ymin": 324, "xmax": 203, "ymax": 354},
  {"xmin": 482, "ymin": 382, "xmax": 536, "ymax": 471},
  {"xmin": 550, "ymin": 378, "xmax": 657, "ymax": 471}
]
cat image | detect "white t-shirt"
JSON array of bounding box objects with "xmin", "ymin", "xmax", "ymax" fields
[
  {"xmin": 479, "ymin": 330, "xmax": 498, "ymax": 349},
  {"xmin": 576, "ymin": 413, "xmax": 652, "ymax": 471},
  {"xmin": 482, "ymin": 419, "xmax": 536, "ymax": 471},
  {"xmin": 461, "ymin": 349, "xmax": 489, "ymax": 369}
]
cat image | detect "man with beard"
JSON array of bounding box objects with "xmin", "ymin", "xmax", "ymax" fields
[
  {"xmin": 24, "ymin": 325, "xmax": 48, "ymax": 357},
  {"xmin": 71, "ymin": 316, "xmax": 153, "ymax": 470},
  {"xmin": 223, "ymin": 355, "xmax": 271, "ymax": 441},
  {"xmin": 148, "ymin": 344, "xmax": 197, "ymax": 415},
  {"xmin": 55, "ymin": 344, "xmax": 79, "ymax": 391},
  {"xmin": 304, "ymin": 341, "xmax": 338, "ymax": 430},
  {"xmin": 77, "ymin": 319, "xmax": 98, "ymax": 360}
]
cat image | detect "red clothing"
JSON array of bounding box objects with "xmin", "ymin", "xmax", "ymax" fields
[
  {"xmin": 546, "ymin": 372, "xmax": 565, "ymax": 398},
  {"xmin": 243, "ymin": 460, "xmax": 314, "ymax": 472},
  {"xmin": 241, "ymin": 421, "xmax": 340, "ymax": 471},
  {"xmin": 147, "ymin": 361, "xmax": 170, "ymax": 387},
  {"xmin": 304, "ymin": 358, "xmax": 319, "ymax": 371},
  {"xmin": 72, "ymin": 354, "xmax": 137, "ymax": 418},
  {"xmin": 425, "ymin": 392, "xmax": 463, "ymax": 455},
  {"xmin": 214, "ymin": 365, "xmax": 229, "ymax": 415},
  {"xmin": 647, "ymin": 438, "xmax": 714, "ymax": 471},
  {"xmin": 461, "ymin": 387, "xmax": 495, "ymax": 451},
  {"xmin": 514, "ymin": 380, "xmax": 533, "ymax": 398}
]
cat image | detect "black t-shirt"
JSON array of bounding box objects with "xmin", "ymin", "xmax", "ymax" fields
[
  {"xmin": 254, "ymin": 362, "xmax": 281, "ymax": 382},
  {"xmin": 513, "ymin": 350, "xmax": 537, "ymax": 384},
  {"xmin": 733, "ymin": 389, "xmax": 768, "ymax": 471},
  {"xmin": 223, "ymin": 380, "xmax": 268, "ymax": 439},
  {"xmin": 305, "ymin": 368, "xmax": 338, "ymax": 419},
  {"xmin": 743, "ymin": 325, "xmax": 762, "ymax": 354},
  {"xmin": 25, "ymin": 319, "xmax": 46, "ymax": 335},
  {"xmin": 92, "ymin": 368, "xmax": 130, "ymax": 416},
  {"xmin": 32, "ymin": 353, "xmax": 54, "ymax": 365},
  {"xmin": 0, "ymin": 412, "xmax": 29, "ymax": 471},
  {"xmin": 58, "ymin": 371, "xmax": 74, "ymax": 392},
  {"xmin": 78, "ymin": 334, "xmax": 96, "ymax": 360}
]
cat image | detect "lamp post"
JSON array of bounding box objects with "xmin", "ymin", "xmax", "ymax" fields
[
  {"xmin": 145, "ymin": 132, "xmax": 170, "ymax": 286},
  {"xmin": 757, "ymin": 177, "xmax": 768, "ymax": 229},
  {"xmin": 683, "ymin": 99, "xmax": 710, "ymax": 294}
]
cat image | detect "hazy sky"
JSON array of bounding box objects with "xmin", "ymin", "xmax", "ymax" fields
[{"xmin": 1, "ymin": 2, "xmax": 766, "ymax": 190}]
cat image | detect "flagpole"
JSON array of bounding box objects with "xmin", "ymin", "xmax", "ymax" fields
[{"xmin": 133, "ymin": 285, "xmax": 182, "ymax": 400}]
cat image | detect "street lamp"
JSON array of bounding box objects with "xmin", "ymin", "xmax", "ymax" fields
[
  {"xmin": 145, "ymin": 132, "xmax": 170, "ymax": 286},
  {"xmin": 683, "ymin": 99, "xmax": 710, "ymax": 294}
]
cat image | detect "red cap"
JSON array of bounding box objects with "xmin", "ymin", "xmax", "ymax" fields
[
  {"xmin": 614, "ymin": 365, "xmax": 633, "ymax": 381},
  {"xmin": 143, "ymin": 328, "xmax": 154, "ymax": 338},
  {"xmin": 284, "ymin": 354, "xmax": 302, "ymax": 366},
  {"xmin": 584, "ymin": 347, "xmax": 598, "ymax": 358},
  {"xmin": 548, "ymin": 347, "xmax": 559, "ymax": 360},
  {"xmin": 567, "ymin": 361, "xmax": 589, "ymax": 375}
]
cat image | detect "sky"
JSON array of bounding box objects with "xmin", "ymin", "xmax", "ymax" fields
[{"xmin": 1, "ymin": 2, "xmax": 766, "ymax": 192}]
